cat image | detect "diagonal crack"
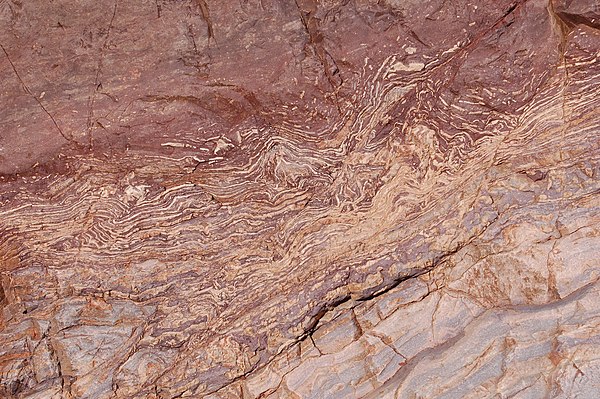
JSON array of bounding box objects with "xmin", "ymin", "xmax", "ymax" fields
[
  {"xmin": 204, "ymin": 189, "xmax": 503, "ymax": 396},
  {"xmin": 194, "ymin": 0, "xmax": 214, "ymax": 42},
  {"xmin": 1, "ymin": 43, "xmax": 75, "ymax": 144},
  {"xmin": 87, "ymin": 0, "xmax": 119, "ymax": 148},
  {"xmin": 294, "ymin": 0, "xmax": 343, "ymax": 113}
]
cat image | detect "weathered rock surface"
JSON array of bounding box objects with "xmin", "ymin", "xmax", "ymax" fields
[{"xmin": 0, "ymin": 0, "xmax": 599, "ymax": 398}]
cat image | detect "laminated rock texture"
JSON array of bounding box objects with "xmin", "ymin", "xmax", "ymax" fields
[{"xmin": 0, "ymin": 0, "xmax": 599, "ymax": 398}]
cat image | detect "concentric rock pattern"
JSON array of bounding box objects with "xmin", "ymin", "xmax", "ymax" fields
[{"xmin": 1, "ymin": 0, "xmax": 599, "ymax": 398}]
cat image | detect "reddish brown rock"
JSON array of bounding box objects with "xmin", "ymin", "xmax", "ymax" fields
[{"xmin": 1, "ymin": 0, "xmax": 599, "ymax": 398}]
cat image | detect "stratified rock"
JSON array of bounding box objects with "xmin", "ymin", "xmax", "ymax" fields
[{"xmin": 0, "ymin": 0, "xmax": 598, "ymax": 398}]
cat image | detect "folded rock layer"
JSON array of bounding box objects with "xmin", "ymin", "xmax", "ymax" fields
[{"xmin": 0, "ymin": 0, "xmax": 598, "ymax": 398}]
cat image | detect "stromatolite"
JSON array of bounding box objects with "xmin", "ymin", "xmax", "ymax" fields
[{"xmin": 1, "ymin": 0, "xmax": 599, "ymax": 398}]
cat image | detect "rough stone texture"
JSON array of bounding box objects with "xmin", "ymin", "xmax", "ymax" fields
[{"xmin": 0, "ymin": 0, "xmax": 599, "ymax": 398}]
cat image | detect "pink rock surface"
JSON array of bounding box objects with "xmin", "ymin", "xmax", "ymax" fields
[{"xmin": 1, "ymin": 0, "xmax": 599, "ymax": 398}]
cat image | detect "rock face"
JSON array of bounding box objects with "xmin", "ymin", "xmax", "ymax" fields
[{"xmin": 0, "ymin": 0, "xmax": 599, "ymax": 398}]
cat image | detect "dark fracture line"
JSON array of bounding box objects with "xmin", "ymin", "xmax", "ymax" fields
[{"xmin": 1, "ymin": 43, "xmax": 75, "ymax": 143}]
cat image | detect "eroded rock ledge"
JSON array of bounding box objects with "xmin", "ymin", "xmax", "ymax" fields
[{"xmin": 1, "ymin": 0, "xmax": 599, "ymax": 398}]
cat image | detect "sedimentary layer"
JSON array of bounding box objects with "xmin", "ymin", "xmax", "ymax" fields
[{"xmin": 0, "ymin": 0, "xmax": 599, "ymax": 398}]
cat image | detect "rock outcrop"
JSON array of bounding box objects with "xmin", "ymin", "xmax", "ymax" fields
[{"xmin": 1, "ymin": 0, "xmax": 599, "ymax": 398}]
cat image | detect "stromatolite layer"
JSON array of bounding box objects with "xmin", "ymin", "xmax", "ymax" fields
[{"xmin": 1, "ymin": 0, "xmax": 599, "ymax": 398}]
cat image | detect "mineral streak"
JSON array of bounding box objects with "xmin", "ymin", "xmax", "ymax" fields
[{"xmin": 0, "ymin": 0, "xmax": 599, "ymax": 398}]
